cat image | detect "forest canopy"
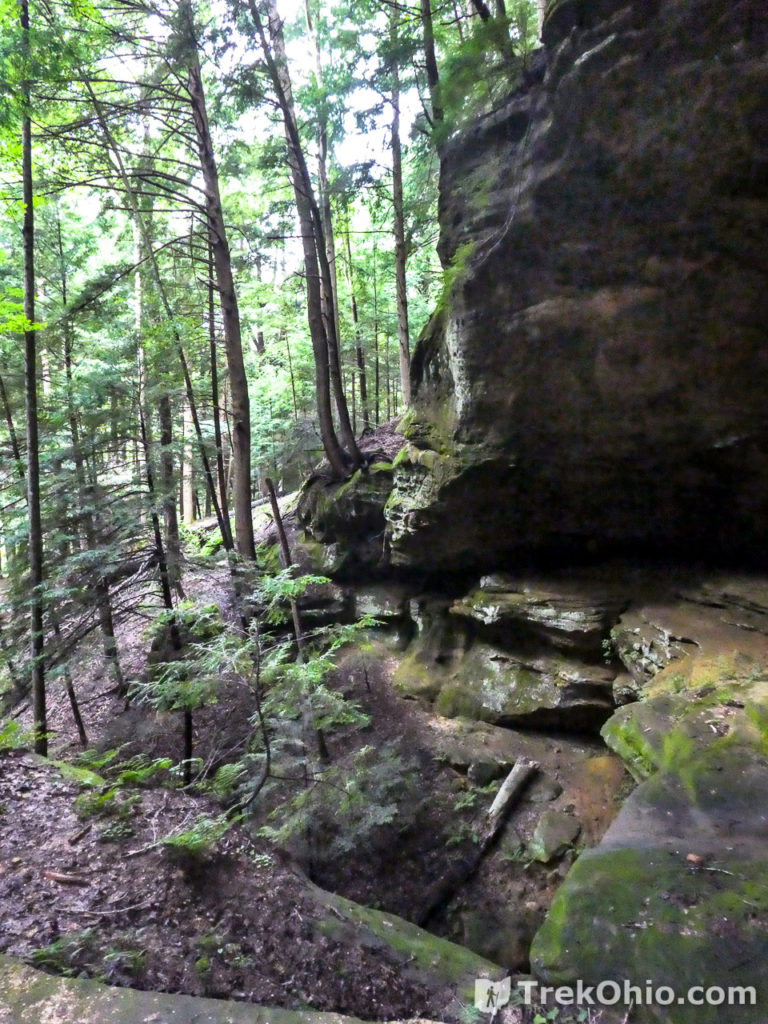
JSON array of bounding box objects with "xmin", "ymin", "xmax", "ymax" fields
[{"xmin": 0, "ymin": 0, "xmax": 540, "ymax": 748}]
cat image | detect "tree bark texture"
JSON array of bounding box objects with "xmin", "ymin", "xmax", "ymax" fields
[{"xmin": 183, "ymin": 0, "xmax": 255, "ymax": 558}]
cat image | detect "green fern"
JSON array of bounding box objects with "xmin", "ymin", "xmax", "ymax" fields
[{"xmin": 160, "ymin": 813, "xmax": 232, "ymax": 859}]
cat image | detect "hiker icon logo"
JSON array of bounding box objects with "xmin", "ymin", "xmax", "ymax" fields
[{"xmin": 475, "ymin": 977, "xmax": 511, "ymax": 1018}]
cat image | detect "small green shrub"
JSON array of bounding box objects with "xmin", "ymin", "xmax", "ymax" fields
[
  {"xmin": 31, "ymin": 929, "xmax": 96, "ymax": 977},
  {"xmin": 74, "ymin": 788, "xmax": 140, "ymax": 821},
  {"xmin": 97, "ymin": 820, "xmax": 135, "ymax": 843},
  {"xmin": 160, "ymin": 813, "xmax": 232, "ymax": 859},
  {"xmin": 101, "ymin": 946, "xmax": 145, "ymax": 979},
  {"xmin": 0, "ymin": 719, "xmax": 32, "ymax": 751}
]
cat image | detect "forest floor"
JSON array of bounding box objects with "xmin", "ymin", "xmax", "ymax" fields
[{"xmin": 0, "ymin": 558, "xmax": 628, "ymax": 1021}]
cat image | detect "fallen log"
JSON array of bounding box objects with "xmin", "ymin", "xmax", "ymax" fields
[{"xmin": 416, "ymin": 758, "xmax": 538, "ymax": 926}]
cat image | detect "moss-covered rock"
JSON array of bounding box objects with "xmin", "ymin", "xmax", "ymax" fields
[
  {"xmin": 528, "ymin": 811, "xmax": 581, "ymax": 864},
  {"xmin": 0, "ymin": 955, "xmax": 371, "ymax": 1024},
  {"xmin": 308, "ymin": 884, "xmax": 504, "ymax": 1007},
  {"xmin": 386, "ymin": 0, "xmax": 768, "ymax": 572},
  {"xmin": 531, "ymin": 752, "xmax": 768, "ymax": 1022},
  {"xmin": 602, "ymin": 651, "xmax": 768, "ymax": 781},
  {"xmin": 297, "ymin": 464, "xmax": 395, "ymax": 575},
  {"xmin": 397, "ymin": 632, "xmax": 615, "ymax": 732},
  {"xmin": 532, "ymin": 844, "xmax": 768, "ymax": 1023},
  {"xmin": 533, "ymin": 600, "xmax": 768, "ymax": 1022}
]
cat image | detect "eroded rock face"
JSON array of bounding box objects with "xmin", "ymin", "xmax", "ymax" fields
[
  {"xmin": 386, "ymin": 0, "xmax": 768, "ymax": 571},
  {"xmin": 531, "ymin": 573, "xmax": 768, "ymax": 1022}
]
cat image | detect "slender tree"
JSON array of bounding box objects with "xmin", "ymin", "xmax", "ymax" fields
[
  {"xmin": 20, "ymin": 0, "xmax": 46, "ymax": 755},
  {"xmin": 246, "ymin": 0, "xmax": 362, "ymax": 477},
  {"xmin": 389, "ymin": 7, "xmax": 412, "ymax": 406},
  {"xmin": 181, "ymin": 0, "xmax": 256, "ymax": 559}
]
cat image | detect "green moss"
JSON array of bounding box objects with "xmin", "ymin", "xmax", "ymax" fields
[
  {"xmin": 434, "ymin": 683, "xmax": 488, "ymax": 721},
  {"xmin": 532, "ymin": 848, "xmax": 768, "ymax": 1022},
  {"xmin": 47, "ymin": 759, "xmax": 106, "ymax": 789},
  {"xmin": 392, "ymin": 652, "xmax": 444, "ymax": 701},
  {"xmin": 745, "ymin": 703, "xmax": 768, "ymax": 756},
  {"xmin": 0, "ymin": 954, "xmax": 368, "ymax": 1024},
  {"xmin": 309, "ymin": 885, "xmax": 502, "ymax": 1004}
]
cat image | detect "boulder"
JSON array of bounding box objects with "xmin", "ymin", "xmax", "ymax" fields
[
  {"xmin": 531, "ymin": 753, "xmax": 768, "ymax": 1023},
  {"xmin": 532, "ymin": 580, "xmax": 768, "ymax": 1022},
  {"xmin": 528, "ymin": 811, "xmax": 581, "ymax": 863},
  {"xmin": 297, "ymin": 464, "xmax": 395, "ymax": 576},
  {"xmin": 0, "ymin": 955, "xmax": 367, "ymax": 1024},
  {"xmin": 396, "ymin": 635, "xmax": 616, "ymax": 732}
]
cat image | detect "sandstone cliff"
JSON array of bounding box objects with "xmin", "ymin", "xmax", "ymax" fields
[{"xmin": 386, "ymin": 0, "xmax": 768, "ymax": 571}]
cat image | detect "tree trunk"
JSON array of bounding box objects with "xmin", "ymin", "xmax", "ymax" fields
[
  {"xmin": 81, "ymin": 78, "xmax": 233, "ymax": 554},
  {"xmin": 265, "ymin": 478, "xmax": 328, "ymax": 765},
  {"xmin": 304, "ymin": 0, "xmax": 342, "ymax": 355},
  {"xmin": 285, "ymin": 331, "xmax": 299, "ymax": 421},
  {"xmin": 344, "ymin": 227, "xmax": 370, "ymax": 432},
  {"xmin": 21, "ymin": 0, "xmax": 46, "ymax": 756},
  {"xmin": 535, "ymin": 0, "xmax": 546, "ymax": 36},
  {"xmin": 470, "ymin": 0, "xmax": 492, "ymax": 20},
  {"xmin": 390, "ymin": 14, "xmax": 412, "ymax": 407},
  {"xmin": 159, "ymin": 392, "xmax": 184, "ymax": 595},
  {"xmin": 420, "ymin": 0, "xmax": 444, "ymax": 131},
  {"xmin": 373, "ymin": 238, "xmax": 380, "ymax": 425},
  {"xmin": 56, "ymin": 211, "xmax": 126, "ymax": 692},
  {"xmin": 183, "ymin": 2, "xmax": 255, "ymax": 560},
  {"xmin": 181, "ymin": 401, "xmax": 195, "ymax": 525},
  {"xmin": 208, "ymin": 252, "xmax": 231, "ymax": 516},
  {"xmin": 248, "ymin": 0, "xmax": 361, "ymax": 477}
]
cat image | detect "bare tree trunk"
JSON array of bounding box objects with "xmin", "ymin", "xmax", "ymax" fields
[
  {"xmin": 285, "ymin": 331, "xmax": 299, "ymax": 421},
  {"xmin": 373, "ymin": 238, "xmax": 380, "ymax": 425},
  {"xmin": 183, "ymin": 1, "xmax": 255, "ymax": 560},
  {"xmin": 344, "ymin": 227, "xmax": 370, "ymax": 432},
  {"xmin": 81, "ymin": 78, "xmax": 234, "ymax": 554},
  {"xmin": 182, "ymin": 401, "xmax": 195, "ymax": 525},
  {"xmin": 470, "ymin": 0, "xmax": 492, "ymax": 20},
  {"xmin": 56, "ymin": 212, "xmax": 126, "ymax": 691},
  {"xmin": 265, "ymin": 478, "xmax": 328, "ymax": 764},
  {"xmin": 535, "ymin": 0, "xmax": 546, "ymax": 37},
  {"xmin": 248, "ymin": 0, "xmax": 361, "ymax": 477},
  {"xmin": 21, "ymin": 0, "xmax": 46, "ymax": 756},
  {"xmin": 208, "ymin": 251, "xmax": 230, "ymax": 517},
  {"xmin": 385, "ymin": 335, "xmax": 391, "ymax": 420},
  {"xmin": 420, "ymin": 0, "xmax": 444, "ymax": 131},
  {"xmin": 159, "ymin": 392, "xmax": 184, "ymax": 596},
  {"xmin": 304, "ymin": 0, "xmax": 342, "ymax": 354},
  {"xmin": 390, "ymin": 11, "xmax": 412, "ymax": 407}
]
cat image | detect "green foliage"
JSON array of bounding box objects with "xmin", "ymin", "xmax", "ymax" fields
[
  {"xmin": 97, "ymin": 819, "xmax": 135, "ymax": 842},
  {"xmin": 436, "ymin": 241, "xmax": 476, "ymax": 312},
  {"xmin": 160, "ymin": 812, "xmax": 232, "ymax": 860},
  {"xmin": 76, "ymin": 749, "xmax": 173, "ymax": 787},
  {"xmin": 30, "ymin": 929, "xmax": 98, "ymax": 977},
  {"xmin": 31, "ymin": 929, "xmax": 146, "ymax": 982},
  {"xmin": 0, "ymin": 719, "xmax": 32, "ymax": 751},
  {"xmin": 113, "ymin": 755, "xmax": 174, "ymax": 787},
  {"xmin": 258, "ymin": 741, "xmax": 418, "ymax": 859},
  {"xmin": 74, "ymin": 786, "xmax": 139, "ymax": 820},
  {"xmin": 533, "ymin": 1008, "xmax": 594, "ymax": 1023},
  {"xmin": 211, "ymin": 760, "xmax": 247, "ymax": 800}
]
